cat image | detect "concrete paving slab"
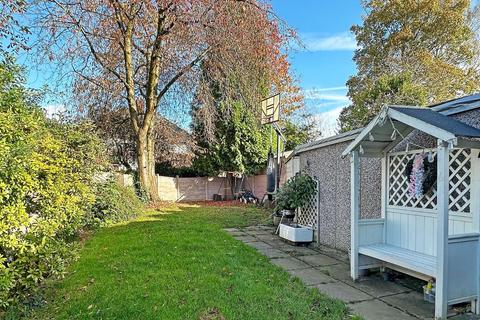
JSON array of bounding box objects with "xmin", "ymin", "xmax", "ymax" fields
[
  {"xmin": 449, "ymin": 313, "xmax": 480, "ymax": 320},
  {"xmin": 312, "ymin": 245, "xmax": 350, "ymax": 263},
  {"xmin": 282, "ymin": 246, "xmax": 318, "ymax": 257},
  {"xmin": 258, "ymin": 225, "xmax": 276, "ymax": 232},
  {"xmin": 223, "ymin": 228, "xmax": 239, "ymax": 232},
  {"xmin": 297, "ymin": 254, "xmax": 341, "ymax": 267},
  {"xmin": 270, "ymin": 257, "xmax": 310, "ymax": 271},
  {"xmin": 257, "ymin": 248, "xmax": 290, "ymax": 259},
  {"xmin": 226, "ymin": 230, "xmax": 248, "ymax": 237},
  {"xmin": 317, "ymin": 263, "xmax": 352, "ymax": 282},
  {"xmin": 314, "ymin": 282, "xmax": 371, "ymax": 303},
  {"xmin": 254, "ymin": 234, "xmax": 279, "ymax": 242},
  {"xmin": 261, "ymin": 239, "xmax": 286, "ymax": 247},
  {"xmin": 233, "ymin": 235, "xmax": 257, "ymax": 243},
  {"xmin": 381, "ymin": 291, "xmax": 435, "ymax": 319},
  {"xmin": 243, "ymin": 230, "xmax": 272, "ymax": 236},
  {"xmin": 350, "ymin": 274, "xmax": 411, "ymax": 298},
  {"xmin": 242, "ymin": 226, "xmax": 264, "ymax": 231},
  {"xmin": 266, "ymin": 242, "xmax": 294, "ymax": 250},
  {"xmin": 288, "ymin": 267, "xmax": 336, "ymax": 286},
  {"xmin": 348, "ymin": 299, "xmax": 416, "ymax": 320},
  {"xmin": 247, "ymin": 241, "xmax": 272, "ymax": 250}
]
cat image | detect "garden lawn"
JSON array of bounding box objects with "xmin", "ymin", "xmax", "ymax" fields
[{"xmin": 28, "ymin": 204, "xmax": 352, "ymax": 319}]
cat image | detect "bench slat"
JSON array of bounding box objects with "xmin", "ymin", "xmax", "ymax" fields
[{"xmin": 359, "ymin": 243, "xmax": 437, "ymax": 277}]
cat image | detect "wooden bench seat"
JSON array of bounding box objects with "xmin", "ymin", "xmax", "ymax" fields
[{"xmin": 359, "ymin": 243, "xmax": 437, "ymax": 278}]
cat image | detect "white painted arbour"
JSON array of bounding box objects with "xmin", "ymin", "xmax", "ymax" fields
[
  {"xmin": 387, "ymin": 148, "xmax": 475, "ymax": 254},
  {"xmin": 342, "ymin": 106, "xmax": 480, "ymax": 320}
]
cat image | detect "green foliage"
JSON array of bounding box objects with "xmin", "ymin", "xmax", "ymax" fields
[
  {"xmin": 0, "ymin": 58, "xmax": 108, "ymax": 308},
  {"xmin": 341, "ymin": 0, "xmax": 480, "ymax": 131},
  {"xmin": 193, "ymin": 100, "xmax": 270, "ymax": 176},
  {"xmin": 275, "ymin": 173, "xmax": 316, "ymax": 211},
  {"xmin": 339, "ymin": 73, "xmax": 428, "ymax": 132},
  {"xmin": 281, "ymin": 119, "xmax": 317, "ymax": 151},
  {"xmin": 90, "ymin": 179, "xmax": 143, "ymax": 226}
]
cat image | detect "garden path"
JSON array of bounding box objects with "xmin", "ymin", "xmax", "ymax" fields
[{"xmin": 226, "ymin": 225, "xmax": 480, "ymax": 320}]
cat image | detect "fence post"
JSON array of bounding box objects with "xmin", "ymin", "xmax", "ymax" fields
[
  {"xmin": 205, "ymin": 179, "xmax": 208, "ymax": 201},
  {"xmin": 176, "ymin": 175, "xmax": 180, "ymax": 201}
]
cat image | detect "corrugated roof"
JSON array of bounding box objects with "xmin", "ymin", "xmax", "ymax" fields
[{"xmin": 391, "ymin": 106, "xmax": 480, "ymax": 138}]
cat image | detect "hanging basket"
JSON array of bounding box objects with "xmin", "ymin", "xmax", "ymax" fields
[{"xmin": 405, "ymin": 154, "xmax": 437, "ymax": 196}]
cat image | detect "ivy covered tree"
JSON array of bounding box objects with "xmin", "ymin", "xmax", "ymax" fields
[
  {"xmin": 192, "ymin": 100, "xmax": 270, "ymax": 176},
  {"xmin": 340, "ymin": 0, "xmax": 480, "ymax": 131}
]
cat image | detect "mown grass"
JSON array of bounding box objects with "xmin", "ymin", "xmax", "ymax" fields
[{"xmin": 23, "ymin": 204, "xmax": 353, "ymax": 319}]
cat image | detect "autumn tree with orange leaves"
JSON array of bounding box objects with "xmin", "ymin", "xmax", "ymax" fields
[{"xmin": 30, "ymin": 0, "xmax": 299, "ymax": 199}]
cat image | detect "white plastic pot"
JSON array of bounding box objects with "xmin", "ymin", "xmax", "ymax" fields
[{"xmin": 279, "ymin": 223, "xmax": 313, "ymax": 243}]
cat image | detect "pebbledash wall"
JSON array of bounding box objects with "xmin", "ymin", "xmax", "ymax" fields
[
  {"xmin": 116, "ymin": 173, "xmax": 268, "ymax": 202},
  {"xmin": 293, "ymin": 130, "xmax": 382, "ymax": 252},
  {"xmin": 292, "ymin": 94, "xmax": 480, "ymax": 253}
]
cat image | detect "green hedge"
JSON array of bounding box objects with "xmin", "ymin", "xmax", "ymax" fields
[
  {"xmin": 90, "ymin": 178, "xmax": 143, "ymax": 227},
  {"xmin": 0, "ymin": 58, "xmax": 143, "ymax": 310}
]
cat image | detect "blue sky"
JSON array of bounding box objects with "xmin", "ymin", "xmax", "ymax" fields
[
  {"xmin": 271, "ymin": 0, "xmax": 363, "ymax": 135},
  {"xmin": 27, "ymin": 1, "xmax": 364, "ymax": 134}
]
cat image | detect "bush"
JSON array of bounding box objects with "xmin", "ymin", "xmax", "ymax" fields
[
  {"xmin": 275, "ymin": 173, "xmax": 316, "ymax": 211},
  {"xmin": 90, "ymin": 178, "xmax": 143, "ymax": 226},
  {"xmin": 0, "ymin": 58, "xmax": 107, "ymax": 308}
]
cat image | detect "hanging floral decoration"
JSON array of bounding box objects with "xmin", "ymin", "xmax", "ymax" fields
[{"xmin": 405, "ymin": 153, "xmax": 437, "ymax": 199}]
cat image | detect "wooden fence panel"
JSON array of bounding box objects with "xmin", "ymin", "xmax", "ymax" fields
[
  {"xmin": 116, "ymin": 173, "xmax": 268, "ymax": 202},
  {"xmin": 157, "ymin": 176, "xmax": 178, "ymax": 201}
]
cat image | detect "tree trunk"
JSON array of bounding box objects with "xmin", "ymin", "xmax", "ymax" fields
[
  {"xmin": 147, "ymin": 126, "xmax": 159, "ymax": 201},
  {"xmin": 136, "ymin": 132, "xmax": 151, "ymax": 198}
]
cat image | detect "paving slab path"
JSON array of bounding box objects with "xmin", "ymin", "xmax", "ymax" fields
[{"xmin": 225, "ymin": 225, "xmax": 480, "ymax": 320}]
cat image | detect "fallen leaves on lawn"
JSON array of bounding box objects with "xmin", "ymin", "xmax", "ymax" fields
[{"xmin": 199, "ymin": 307, "xmax": 226, "ymax": 320}]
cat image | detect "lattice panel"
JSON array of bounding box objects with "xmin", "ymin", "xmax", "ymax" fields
[
  {"xmin": 449, "ymin": 149, "xmax": 471, "ymax": 213},
  {"xmin": 387, "ymin": 149, "xmax": 471, "ymax": 213},
  {"xmin": 296, "ymin": 179, "xmax": 319, "ymax": 229}
]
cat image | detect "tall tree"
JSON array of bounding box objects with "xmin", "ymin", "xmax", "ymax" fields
[
  {"xmin": 339, "ymin": 72, "xmax": 427, "ymax": 132},
  {"xmin": 192, "ymin": 100, "xmax": 271, "ymax": 176},
  {"xmin": 31, "ymin": 0, "xmax": 294, "ymax": 199},
  {"xmin": 0, "ymin": 1, "xmax": 29, "ymax": 52},
  {"xmin": 281, "ymin": 116, "xmax": 318, "ymax": 151},
  {"xmin": 340, "ymin": 0, "xmax": 480, "ymax": 131}
]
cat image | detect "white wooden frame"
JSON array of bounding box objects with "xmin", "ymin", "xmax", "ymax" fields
[{"xmin": 345, "ymin": 106, "xmax": 480, "ymax": 320}]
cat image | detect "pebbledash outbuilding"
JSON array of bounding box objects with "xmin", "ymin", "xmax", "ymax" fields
[{"xmin": 289, "ymin": 94, "xmax": 480, "ymax": 319}]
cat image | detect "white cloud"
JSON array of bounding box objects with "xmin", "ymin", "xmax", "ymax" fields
[
  {"xmin": 313, "ymin": 106, "xmax": 345, "ymax": 138},
  {"xmin": 43, "ymin": 104, "xmax": 66, "ymax": 118},
  {"xmin": 303, "ymin": 86, "xmax": 350, "ymax": 137},
  {"xmin": 307, "ymin": 86, "xmax": 347, "ymax": 92},
  {"xmin": 305, "ymin": 92, "xmax": 350, "ymax": 103},
  {"xmin": 302, "ymin": 32, "xmax": 358, "ymax": 52},
  {"xmin": 303, "ymin": 87, "xmax": 350, "ymax": 104}
]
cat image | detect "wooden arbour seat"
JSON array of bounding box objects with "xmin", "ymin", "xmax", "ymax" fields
[
  {"xmin": 359, "ymin": 243, "xmax": 436, "ymax": 278},
  {"xmin": 341, "ymin": 106, "xmax": 480, "ymax": 318}
]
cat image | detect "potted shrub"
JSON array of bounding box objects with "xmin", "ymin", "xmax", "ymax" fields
[
  {"xmin": 274, "ymin": 173, "xmax": 316, "ymax": 242},
  {"xmin": 275, "ymin": 173, "xmax": 316, "ymax": 216}
]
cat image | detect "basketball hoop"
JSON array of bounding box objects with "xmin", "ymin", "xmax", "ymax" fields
[{"xmin": 261, "ymin": 94, "xmax": 280, "ymax": 124}]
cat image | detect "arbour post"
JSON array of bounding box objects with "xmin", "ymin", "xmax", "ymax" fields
[
  {"xmin": 350, "ymin": 150, "xmax": 360, "ymax": 280},
  {"xmin": 435, "ymin": 139, "xmax": 449, "ymax": 319}
]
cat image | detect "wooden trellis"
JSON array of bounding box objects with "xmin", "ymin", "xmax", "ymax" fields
[
  {"xmin": 387, "ymin": 148, "xmax": 471, "ymax": 213},
  {"xmin": 296, "ymin": 179, "xmax": 319, "ymax": 229}
]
